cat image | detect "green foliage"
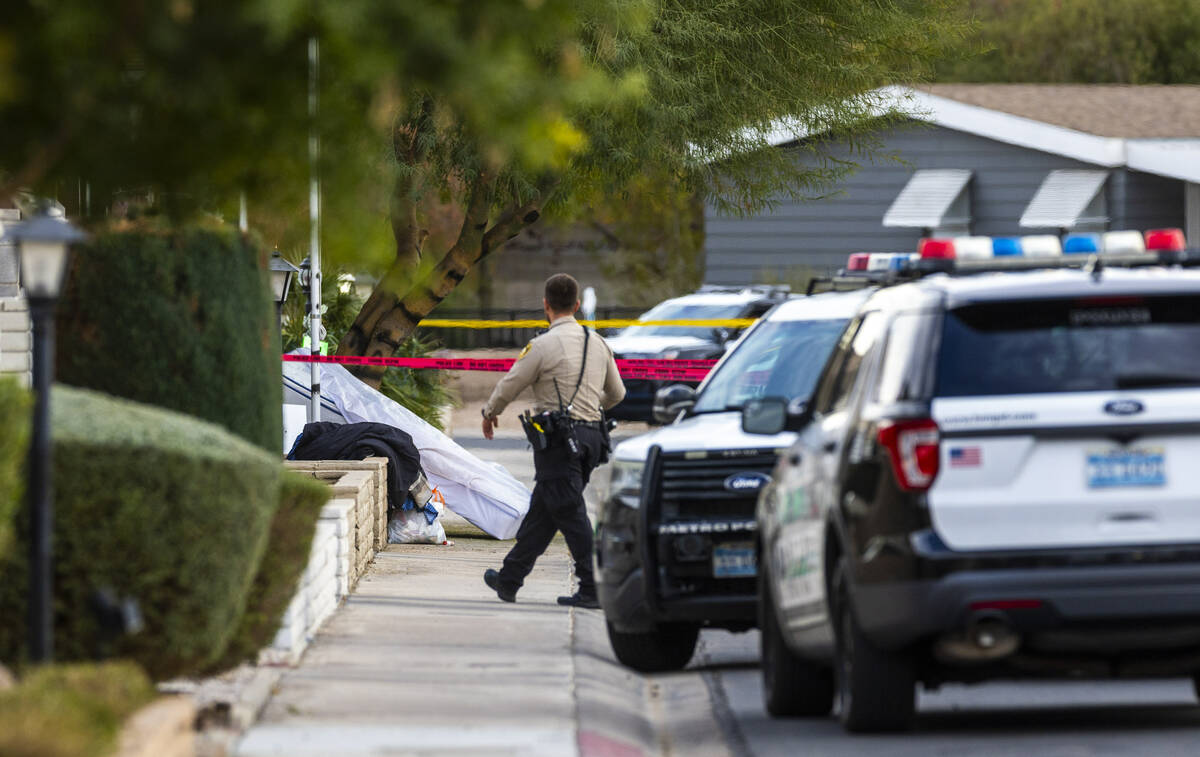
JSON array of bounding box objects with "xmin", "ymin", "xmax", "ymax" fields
[
  {"xmin": 0, "ymin": 661, "xmax": 155, "ymax": 757},
  {"xmin": 0, "ymin": 379, "xmax": 29, "ymax": 559},
  {"xmin": 206, "ymin": 471, "xmax": 329, "ymax": 674},
  {"xmin": 937, "ymin": 0, "xmax": 1200, "ymax": 83},
  {"xmin": 0, "ymin": 387, "xmax": 280, "ymax": 680},
  {"xmin": 55, "ymin": 222, "xmax": 281, "ymax": 452},
  {"xmin": 283, "ymin": 271, "xmax": 455, "ymax": 429},
  {"xmin": 378, "ymin": 334, "xmax": 457, "ymax": 432},
  {"xmin": 579, "ymin": 171, "xmax": 706, "ymax": 307},
  {"xmin": 0, "ymin": 0, "xmax": 644, "ymax": 272}
]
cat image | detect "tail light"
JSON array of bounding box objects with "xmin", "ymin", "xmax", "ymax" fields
[{"xmin": 877, "ymin": 418, "xmax": 940, "ymax": 491}]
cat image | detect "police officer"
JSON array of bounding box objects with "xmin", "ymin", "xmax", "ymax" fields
[{"xmin": 481, "ymin": 273, "xmax": 626, "ymax": 608}]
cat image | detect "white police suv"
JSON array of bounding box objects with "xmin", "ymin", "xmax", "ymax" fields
[
  {"xmin": 748, "ymin": 229, "xmax": 1200, "ymax": 732},
  {"xmin": 594, "ymin": 288, "xmax": 871, "ymax": 672}
]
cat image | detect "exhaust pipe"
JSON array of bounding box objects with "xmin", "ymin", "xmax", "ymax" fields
[{"xmin": 934, "ymin": 612, "xmax": 1020, "ymax": 664}]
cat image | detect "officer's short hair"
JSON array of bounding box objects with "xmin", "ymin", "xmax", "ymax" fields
[{"xmin": 544, "ymin": 273, "xmax": 579, "ymax": 312}]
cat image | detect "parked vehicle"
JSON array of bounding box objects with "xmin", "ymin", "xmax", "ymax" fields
[
  {"xmin": 749, "ymin": 233, "xmax": 1200, "ymax": 732},
  {"xmin": 606, "ymin": 285, "xmax": 789, "ymax": 422},
  {"xmin": 594, "ymin": 289, "xmax": 872, "ymax": 672}
]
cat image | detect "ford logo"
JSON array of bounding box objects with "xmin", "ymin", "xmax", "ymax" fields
[
  {"xmin": 724, "ymin": 472, "xmax": 771, "ymax": 492},
  {"xmin": 1104, "ymin": 399, "xmax": 1145, "ymax": 416}
]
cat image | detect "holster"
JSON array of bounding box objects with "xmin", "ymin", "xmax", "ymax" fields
[{"xmin": 520, "ymin": 410, "xmax": 552, "ymax": 452}]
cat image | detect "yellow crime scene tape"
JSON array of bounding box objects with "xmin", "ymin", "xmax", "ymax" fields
[{"xmin": 418, "ymin": 318, "xmax": 758, "ymax": 329}]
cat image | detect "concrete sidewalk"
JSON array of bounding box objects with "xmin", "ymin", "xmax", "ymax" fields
[{"xmin": 237, "ymin": 537, "xmax": 581, "ymax": 756}]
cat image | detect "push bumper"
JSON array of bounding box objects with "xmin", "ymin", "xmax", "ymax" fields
[{"xmin": 598, "ymin": 565, "xmax": 757, "ymax": 634}]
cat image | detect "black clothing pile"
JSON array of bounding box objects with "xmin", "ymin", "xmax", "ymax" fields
[{"xmin": 288, "ymin": 422, "xmax": 425, "ymax": 510}]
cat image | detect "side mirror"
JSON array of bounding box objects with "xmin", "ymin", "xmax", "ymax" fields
[
  {"xmin": 652, "ymin": 384, "xmax": 697, "ymax": 425},
  {"xmin": 742, "ymin": 397, "xmax": 789, "ymax": 435}
]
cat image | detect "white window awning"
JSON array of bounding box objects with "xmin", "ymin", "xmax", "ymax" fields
[
  {"xmin": 1020, "ymin": 169, "xmax": 1109, "ymax": 229},
  {"xmin": 882, "ymin": 169, "xmax": 973, "ymax": 231}
]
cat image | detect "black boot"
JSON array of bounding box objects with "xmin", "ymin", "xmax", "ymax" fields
[
  {"xmin": 556, "ymin": 592, "xmax": 599, "ymax": 609},
  {"xmin": 484, "ymin": 569, "xmax": 516, "ymax": 603}
]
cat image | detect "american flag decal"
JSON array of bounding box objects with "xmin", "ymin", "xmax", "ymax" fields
[{"xmin": 950, "ymin": 446, "xmax": 982, "ymax": 467}]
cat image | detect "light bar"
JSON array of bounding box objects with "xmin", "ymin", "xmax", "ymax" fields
[
  {"xmin": 1145, "ymin": 228, "xmax": 1186, "ymax": 251},
  {"xmin": 1020, "ymin": 235, "xmax": 1062, "ymax": 257},
  {"xmin": 846, "ymin": 253, "xmax": 870, "ymax": 271},
  {"xmin": 992, "ymin": 237, "xmax": 1022, "ymax": 257},
  {"xmin": 952, "ymin": 236, "xmax": 993, "ymax": 260},
  {"xmin": 919, "ymin": 238, "xmax": 956, "ymax": 259},
  {"xmin": 1063, "ymin": 233, "xmax": 1100, "ymax": 254},
  {"xmin": 1103, "ymin": 230, "xmax": 1146, "ymax": 253}
]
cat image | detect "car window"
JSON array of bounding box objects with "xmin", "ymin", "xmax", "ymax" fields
[
  {"xmin": 692, "ymin": 318, "xmax": 849, "ymax": 412},
  {"xmin": 935, "ymin": 295, "xmax": 1200, "ymax": 397},
  {"xmin": 874, "ymin": 313, "xmax": 938, "ymax": 403},
  {"xmin": 817, "ymin": 312, "xmax": 885, "ymax": 414}
]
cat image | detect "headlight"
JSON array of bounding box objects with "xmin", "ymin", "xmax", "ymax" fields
[{"xmin": 608, "ymin": 459, "xmax": 645, "ymax": 509}]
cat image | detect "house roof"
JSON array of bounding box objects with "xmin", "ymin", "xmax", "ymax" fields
[
  {"xmin": 918, "ymin": 84, "xmax": 1200, "ymax": 139},
  {"xmin": 754, "ymin": 85, "xmax": 1200, "ymax": 184}
]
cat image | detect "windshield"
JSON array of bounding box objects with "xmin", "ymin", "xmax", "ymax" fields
[
  {"xmin": 692, "ymin": 318, "xmax": 849, "ymax": 412},
  {"xmin": 936, "ymin": 295, "xmax": 1200, "ymax": 397},
  {"xmin": 620, "ymin": 301, "xmax": 746, "ymax": 340}
]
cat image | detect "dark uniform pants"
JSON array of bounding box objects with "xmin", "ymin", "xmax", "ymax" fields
[{"xmin": 498, "ymin": 425, "xmax": 605, "ymax": 597}]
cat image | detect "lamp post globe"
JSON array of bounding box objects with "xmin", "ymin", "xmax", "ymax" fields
[
  {"xmin": 3, "ymin": 211, "xmax": 86, "ymax": 664},
  {"xmin": 268, "ymin": 249, "xmax": 300, "ymax": 327}
]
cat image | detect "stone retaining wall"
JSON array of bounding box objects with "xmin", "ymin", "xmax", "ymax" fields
[
  {"xmin": 0, "ymin": 209, "xmax": 29, "ymax": 388},
  {"xmin": 261, "ymin": 458, "xmax": 389, "ymax": 665}
]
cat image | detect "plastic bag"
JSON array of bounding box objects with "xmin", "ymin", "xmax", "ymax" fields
[
  {"xmin": 388, "ymin": 488, "xmax": 450, "ymax": 545},
  {"xmin": 388, "ymin": 508, "xmax": 448, "ymax": 545}
]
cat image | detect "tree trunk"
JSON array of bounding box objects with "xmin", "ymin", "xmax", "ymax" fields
[{"xmin": 336, "ymin": 174, "xmax": 547, "ymax": 388}]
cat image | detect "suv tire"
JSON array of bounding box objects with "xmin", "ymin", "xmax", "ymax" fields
[
  {"xmin": 831, "ymin": 560, "xmax": 915, "ymax": 732},
  {"xmin": 761, "ymin": 574, "xmax": 834, "ymax": 717},
  {"xmin": 606, "ymin": 620, "xmax": 699, "ymax": 672}
]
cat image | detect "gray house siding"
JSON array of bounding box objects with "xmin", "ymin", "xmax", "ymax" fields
[{"xmin": 704, "ymin": 122, "xmax": 1187, "ymax": 285}]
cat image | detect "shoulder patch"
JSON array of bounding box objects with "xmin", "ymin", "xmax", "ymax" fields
[{"xmin": 517, "ymin": 343, "xmax": 533, "ymax": 361}]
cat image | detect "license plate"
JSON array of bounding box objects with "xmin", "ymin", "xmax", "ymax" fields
[
  {"xmin": 1086, "ymin": 447, "xmax": 1166, "ymax": 488},
  {"xmin": 713, "ymin": 542, "xmax": 756, "ymax": 578}
]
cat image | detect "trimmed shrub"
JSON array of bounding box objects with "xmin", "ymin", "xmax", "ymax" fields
[
  {"xmin": 0, "ymin": 379, "xmax": 30, "ymax": 559},
  {"xmin": 0, "ymin": 386, "xmax": 280, "ymax": 679},
  {"xmin": 0, "ymin": 661, "xmax": 155, "ymax": 757},
  {"xmin": 206, "ymin": 471, "xmax": 329, "ymax": 673},
  {"xmin": 56, "ymin": 221, "xmax": 281, "ymax": 452}
]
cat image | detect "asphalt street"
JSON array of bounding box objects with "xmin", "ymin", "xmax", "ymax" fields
[
  {"xmin": 255, "ymin": 428, "xmax": 1200, "ymax": 756},
  {"xmin": 695, "ymin": 629, "xmax": 1200, "ymax": 757},
  {"xmin": 458, "ymin": 429, "xmax": 1200, "ymax": 757}
]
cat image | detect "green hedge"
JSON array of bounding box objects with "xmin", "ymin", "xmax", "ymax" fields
[
  {"xmin": 206, "ymin": 471, "xmax": 329, "ymax": 673},
  {"xmin": 0, "ymin": 379, "xmax": 30, "ymax": 559},
  {"xmin": 0, "ymin": 661, "xmax": 154, "ymax": 757},
  {"xmin": 0, "ymin": 386, "xmax": 280, "ymax": 679},
  {"xmin": 56, "ymin": 222, "xmax": 281, "ymax": 452}
]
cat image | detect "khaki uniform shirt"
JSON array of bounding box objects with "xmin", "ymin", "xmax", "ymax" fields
[{"xmin": 483, "ymin": 316, "xmax": 626, "ymax": 422}]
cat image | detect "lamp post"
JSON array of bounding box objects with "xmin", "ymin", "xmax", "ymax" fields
[
  {"xmin": 4, "ymin": 212, "xmax": 86, "ymax": 664},
  {"xmin": 297, "ymin": 256, "xmax": 323, "ymax": 422},
  {"xmin": 268, "ymin": 249, "xmax": 299, "ymax": 330}
]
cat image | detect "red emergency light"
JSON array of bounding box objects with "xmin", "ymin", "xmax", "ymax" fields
[
  {"xmin": 1144, "ymin": 228, "xmax": 1186, "ymax": 251},
  {"xmin": 846, "ymin": 253, "xmax": 870, "ymax": 271},
  {"xmin": 918, "ymin": 238, "xmax": 956, "ymax": 259}
]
